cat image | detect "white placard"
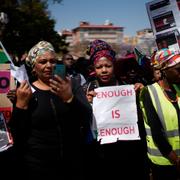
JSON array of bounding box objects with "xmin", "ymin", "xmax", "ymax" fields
[{"xmin": 93, "ymin": 85, "xmax": 140, "ymax": 144}]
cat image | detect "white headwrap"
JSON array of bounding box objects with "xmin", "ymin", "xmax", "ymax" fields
[{"xmin": 26, "ymin": 41, "xmax": 55, "ymax": 68}]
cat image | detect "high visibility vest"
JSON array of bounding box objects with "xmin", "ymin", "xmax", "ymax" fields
[{"xmin": 140, "ymin": 82, "xmax": 180, "ymax": 165}]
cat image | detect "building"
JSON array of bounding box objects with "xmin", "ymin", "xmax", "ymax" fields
[
  {"xmin": 61, "ymin": 21, "xmax": 124, "ymax": 56},
  {"xmin": 72, "ymin": 21, "xmax": 124, "ymax": 45},
  {"xmin": 61, "ymin": 21, "xmax": 155, "ymax": 56},
  {"xmin": 135, "ymin": 28, "xmax": 156, "ymax": 55},
  {"xmin": 60, "ymin": 29, "xmax": 73, "ymax": 45},
  {"xmin": 136, "ymin": 28, "xmax": 154, "ymax": 44}
]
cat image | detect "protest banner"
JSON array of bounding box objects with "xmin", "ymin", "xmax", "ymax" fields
[
  {"xmin": 0, "ymin": 41, "xmax": 16, "ymax": 124},
  {"xmin": 93, "ymin": 85, "xmax": 140, "ymax": 144},
  {"xmin": 0, "ymin": 112, "xmax": 13, "ymax": 152},
  {"xmin": 0, "ymin": 41, "xmax": 10, "ymax": 64},
  {"xmin": 0, "ymin": 64, "xmax": 15, "ymax": 122},
  {"xmin": 0, "ymin": 69, "xmax": 10, "ymax": 93},
  {"xmin": 0, "ymin": 41, "xmax": 30, "ymax": 87},
  {"xmin": 0, "ymin": 45, "xmax": 15, "ymax": 151}
]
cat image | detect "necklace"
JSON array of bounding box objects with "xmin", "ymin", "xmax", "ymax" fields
[
  {"xmin": 158, "ymin": 81, "xmax": 178, "ymax": 103},
  {"xmin": 163, "ymin": 89, "xmax": 178, "ymax": 103}
]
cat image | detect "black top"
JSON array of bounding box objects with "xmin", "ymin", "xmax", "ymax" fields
[
  {"xmin": 9, "ymin": 79, "xmax": 92, "ymax": 179},
  {"xmin": 83, "ymin": 77, "xmax": 149, "ymax": 179}
]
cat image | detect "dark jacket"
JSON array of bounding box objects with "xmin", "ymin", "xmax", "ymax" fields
[
  {"xmin": 9, "ymin": 79, "xmax": 92, "ymax": 180},
  {"xmin": 83, "ymin": 77, "xmax": 150, "ymax": 179}
]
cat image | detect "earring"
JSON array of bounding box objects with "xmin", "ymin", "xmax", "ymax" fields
[{"xmin": 31, "ymin": 69, "xmax": 37, "ymax": 78}]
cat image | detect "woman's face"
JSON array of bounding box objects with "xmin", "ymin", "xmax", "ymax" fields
[
  {"xmin": 164, "ymin": 62, "xmax": 180, "ymax": 84},
  {"xmin": 94, "ymin": 57, "xmax": 114, "ymax": 84},
  {"xmin": 153, "ymin": 69, "xmax": 162, "ymax": 82},
  {"xmin": 33, "ymin": 51, "xmax": 56, "ymax": 82}
]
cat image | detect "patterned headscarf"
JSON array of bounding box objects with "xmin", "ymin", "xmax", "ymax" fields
[
  {"xmin": 151, "ymin": 48, "xmax": 180, "ymax": 69},
  {"xmin": 87, "ymin": 39, "xmax": 116, "ymax": 64},
  {"xmin": 26, "ymin": 41, "xmax": 55, "ymax": 68}
]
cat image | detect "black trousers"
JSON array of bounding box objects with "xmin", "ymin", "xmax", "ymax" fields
[
  {"xmin": 151, "ymin": 162, "xmax": 180, "ymax": 180},
  {"xmin": 0, "ymin": 147, "xmax": 18, "ymax": 180},
  {"xmin": 86, "ymin": 141, "xmax": 151, "ymax": 180}
]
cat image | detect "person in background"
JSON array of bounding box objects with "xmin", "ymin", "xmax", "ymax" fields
[
  {"xmin": 157, "ymin": 40, "xmax": 168, "ymax": 50},
  {"xmin": 83, "ymin": 39, "xmax": 150, "ymax": 179},
  {"xmin": 74, "ymin": 56, "xmax": 92, "ymax": 80},
  {"xmin": 150, "ymin": 50, "xmax": 163, "ymax": 84},
  {"xmin": 114, "ymin": 53, "xmax": 153, "ymax": 85},
  {"xmin": 62, "ymin": 53, "xmax": 86, "ymax": 86},
  {"xmin": 9, "ymin": 41, "xmax": 92, "ymax": 180},
  {"xmin": 152, "ymin": 68, "xmax": 162, "ymax": 83},
  {"xmin": 140, "ymin": 48, "xmax": 180, "ymax": 180}
]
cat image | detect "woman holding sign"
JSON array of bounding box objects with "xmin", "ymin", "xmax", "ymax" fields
[
  {"xmin": 83, "ymin": 39, "xmax": 150, "ymax": 179},
  {"xmin": 9, "ymin": 41, "xmax": 92, "ymax": 180}
]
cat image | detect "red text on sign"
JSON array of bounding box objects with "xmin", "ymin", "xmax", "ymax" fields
[
  {"xmin": 112, "ymin": 109, "xmax": 120, "ymax": 119},
  {"xmin": 99, "ymin": 126, "xmax": 135, "ymax": 136}
]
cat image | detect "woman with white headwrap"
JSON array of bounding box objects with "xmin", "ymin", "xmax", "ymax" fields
[{"xmin": 9, "ymin": 41, "xmax": 92, "ymax": 180}]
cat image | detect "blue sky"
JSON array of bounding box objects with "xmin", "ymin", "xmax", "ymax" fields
[{"xmin": 48, "ymin": 0, "xmax": 152, "ymax": 36}]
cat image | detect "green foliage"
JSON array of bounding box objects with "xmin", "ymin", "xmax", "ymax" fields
[{"xmin": 0, "ymin": 0, "xmax": 68, "ymax": 57}]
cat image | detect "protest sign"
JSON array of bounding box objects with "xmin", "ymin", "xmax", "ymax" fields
[
  {"xmin": 0, "ymin": 41, "xmax": 29, "ymax": 84},
  {"xmin": 93, "ymin": 85, "xmax": 140, "ymax": 144},
  {"xmin": 0, "ymin": 112, "xmax": 13, "ymax": 152},
  {"xmin": 0, "ymin": 70, "xmax": 10, "ymax": 93},
  {"xmin": 0, "ymin": 41, "xmax": 10, "ymax": 64},
  {"xmin": 0, "ymin": 64, "xmax": 16, "ymax": 123}
]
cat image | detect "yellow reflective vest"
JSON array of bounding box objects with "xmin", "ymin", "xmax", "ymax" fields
[{"xmin": 140, "ymin": 82, "xmax": 180, "ymax": 165}]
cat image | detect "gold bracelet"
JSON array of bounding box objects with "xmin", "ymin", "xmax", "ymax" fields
[{"xmin": 66, "ymin": 95, "xmax": 74, "ymax": 103}]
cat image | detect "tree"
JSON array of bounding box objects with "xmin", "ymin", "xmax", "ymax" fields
[{"xmin": 0, "ymin": 0, "xmax": 68, "ymax": 58}]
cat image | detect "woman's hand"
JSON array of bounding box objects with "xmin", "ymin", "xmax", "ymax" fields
[
  {"xmin": 168, "ymin": 150, "xmax": 180, "ymax": 172},
  {"xmin": 16, "ymin": 81, "xmax": 32, "ymax": 109},
  {"xmin": 176, "ymin": 158, "xmax": 180, "ymax": 173},
  {"xmin": 49, "ymin": 75, "xmax": 73, "ymax": 102},
  {"xmin": 86, "ymin": 90, "xmax": 97, "ymax": 104},
  {"xmin": 7, "ymin": 89, "xmax": 17, "ymax": 104},
  {"xmin": 134, "ymin": 83, "xmax": 144, "ymax": 92}
]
